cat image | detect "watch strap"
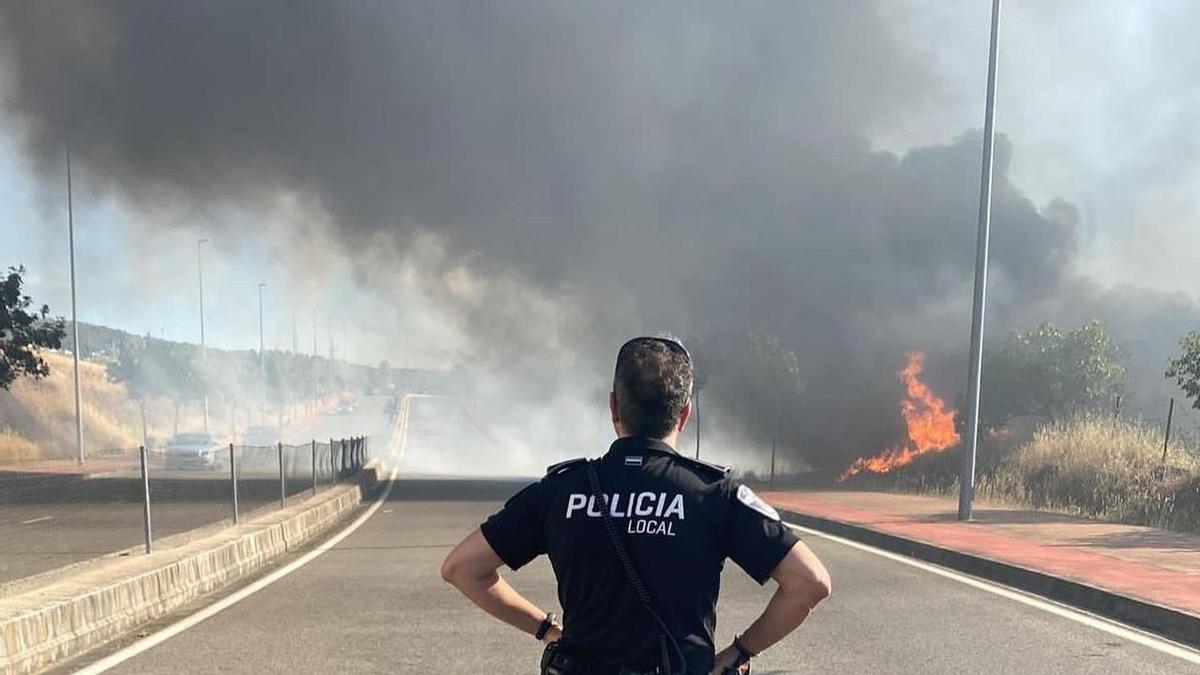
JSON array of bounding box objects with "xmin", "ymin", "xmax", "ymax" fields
[
  {"xmin": 733, "ymin": 634, "xmax": 756, "ymax": 663},
  {"xmin": 535, "ymin": 612, "xmax": 557, "ymax": 641}
]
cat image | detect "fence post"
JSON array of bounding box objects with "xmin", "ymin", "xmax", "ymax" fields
[
  {"xmin": 330, "ymin": 438, "xmax": 336, "ymax": 482},
  {"xmin": 1162, "ymin": 398, "xmax": 1176, "ymax": 466},
  {"xmin": 278, "ymin": 441, "xmax": 286, "ymax": 509},
  {"xmin": 311, "ymin": 439, "xmax": 318, "ymax": 497},
  {"xmin": 230, "ymin": 443, "xmax": 239, "ymax": 525},
  {"xmin": 139, "ymin": 446, "xmax": 152, "ymax": 554}
]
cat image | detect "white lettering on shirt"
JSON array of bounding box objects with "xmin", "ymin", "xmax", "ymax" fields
[
  {"xmin": 564, "ymin": 492, "xmax": 686, "ymax": 523},
  {"xmin": 565, "ymin": 493, "xmax": 588, "ymax": 518}
]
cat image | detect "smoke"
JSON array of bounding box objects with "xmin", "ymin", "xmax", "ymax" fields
[{"xmin": 1, "ymin": 1, "xmax": 1195, "ymax": 470}]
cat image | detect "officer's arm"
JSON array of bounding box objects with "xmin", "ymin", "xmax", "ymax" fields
[
  {"xmin": 440, "ymin": 528, "xmax": 562, "ymax": 643},
  {"xmin": 715, "ymin": 540, "xmax": 831, "ymax": 669}
]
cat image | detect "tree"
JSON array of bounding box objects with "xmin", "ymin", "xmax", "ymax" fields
[
  {"xmin": 1166, "ymin": 331, "xmax": 1200, "ymax": 411},
  {"xmin": 982, "ymin": 320, "xmax": 1126, "ymax": 426},
  {"xmin": 0, "ymin": 266, "xmax": 66, "ymax": 390}
]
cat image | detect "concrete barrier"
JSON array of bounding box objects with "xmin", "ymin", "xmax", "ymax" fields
[{"xmin": 0, "ymin": 466, "xmax": 384, "ymax": 675}]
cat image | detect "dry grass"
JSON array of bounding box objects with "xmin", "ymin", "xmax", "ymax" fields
[
  {"xmin": 0, "ymin": 350, "xmax": 322, "ymax": 464},
  {"xmin": 0, "ymin": 352, "xmax": 142, "ymax": 462},
  {"xmin": 0, "ymin": 427, "xmax": 41, "ymax": 463},
  {"xmin": 981, "ymin": 414, "xmax": 1200, "ymax": 531},
  {"xmin": 859, "ymin": 413, "xmax": 1200, "ymax": 532}
]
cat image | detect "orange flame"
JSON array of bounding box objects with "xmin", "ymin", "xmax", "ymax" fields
[{"xmin": 839, "ymin": 352, "xmax": 960, "ymax": 481}]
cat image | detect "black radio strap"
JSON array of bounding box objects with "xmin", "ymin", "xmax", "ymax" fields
[{"xmin": 586, "ymin": 459, "xmax": 686, "ymax": 674}]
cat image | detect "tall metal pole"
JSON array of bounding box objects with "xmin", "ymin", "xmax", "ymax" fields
[
  {"xmin": 277, "ymin": 441, "xmax": 286, "ymax": 509},
  {"xmin": 198, "ymin": 238, "xmax": 210, "ymax": 435},
  {"xmin": 693, "ymin": 387, "xmax": 701, "ymax": 460},
  {"xmin": 771, "ymin": 402, "xmax": 779, "ymax": 487},
  {"xmin": 959, "ymin": 0, "xmax": 1003, "ymax": 522},
  {"xmin": 258, "ymin": 283, "xmax": 266, "ymax": 425},
  {"xmin": 1161, "ymin": 398, "xmax": 1175, "ymax": 466},
  {"xmin": 66, "ymin": 145, "xmax": 85, "ymax": 465},
  {"xmin": 229, "ymin": 442, "xmax": 239, "ymax": 524},
  {"xmin": 139, "ymin": 446, "xmax": 153, "ymax": 553},
  {"xmin": 258, "ymin": 283, "xmax": 266, "ymax": 361}
]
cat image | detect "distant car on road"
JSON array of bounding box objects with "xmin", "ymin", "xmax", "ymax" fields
[
  {"xmin": 240, "ymin": 425, "xmax": 279, "ymax": 446},
  {"xmin": 165, "ymin": 433, "xmax": 225, "ymax": 470},
  {"xmin": 333, "ymin": 399, "xmax": 356, "ymax": 415}
]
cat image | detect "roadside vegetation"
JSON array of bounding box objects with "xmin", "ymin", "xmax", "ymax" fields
[
  {"xmin": 858, "ymin": 414, "xmax": 1200, "ymax": 532},
  {"xmin": 847, "ymin": 320, "xmax": 1200, "ymax": 533}
]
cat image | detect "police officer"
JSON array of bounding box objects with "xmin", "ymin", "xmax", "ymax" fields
[{"xmin": 442, "ymin": 336, "xmax": 832, "ymax": 674}]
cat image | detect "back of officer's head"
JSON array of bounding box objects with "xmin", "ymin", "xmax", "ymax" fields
[{"xmin": 612, "ymin": 337, "xmax": 694, "ymax": 438}]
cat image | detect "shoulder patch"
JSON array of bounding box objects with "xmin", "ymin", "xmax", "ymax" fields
[
  {"xmin": 736, "ymin": 484, "xmax": 781, "ymax": 521},
  {"xmin": 545, "ymin": 457, "xmax": 588, "ymax": 476},
  {"xmin": 673, "ymin": 455, "xmax": 731, "ymax": 481}
]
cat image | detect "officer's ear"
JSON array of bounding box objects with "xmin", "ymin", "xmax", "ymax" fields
[
  {"xmin": 609, "ymin": 391, "xmax": 623, "ymax": 433},
  {"xmin": 676, "ymin": 400, "xmax": 692, "ymax": 433}
]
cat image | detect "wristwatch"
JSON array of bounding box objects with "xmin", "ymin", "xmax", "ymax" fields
[
  {"xmin": 535, "ymin": 612, "xmax": 558, "ymax": 641},
  {"xmin": 733, "ymin": 634, "xmax": 756, "ymax": 664}
]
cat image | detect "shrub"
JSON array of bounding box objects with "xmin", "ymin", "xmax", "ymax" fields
[{"xmin": 983, "ymin": 414, "xmax": 1199, "ymax": 530}]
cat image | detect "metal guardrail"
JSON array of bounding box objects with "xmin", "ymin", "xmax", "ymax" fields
[
  {"xmin": 0, "ymin": 437, "xmax": 372, "ymax": 588},
  {"xmin": 137, "ymin": 437, "xmax": 370, "ymax": 553}
]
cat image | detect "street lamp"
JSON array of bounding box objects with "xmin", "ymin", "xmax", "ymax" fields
[
  {"xmin": 959, "ymin": 0, "xmax": 1003, "ymax": 521},
  {"xmin": 198, "ymin": 238, "xmax": 210, "ymax": 435},
  {"xmin": 66, "ymin": 144, "xmax": 84, "ymax": 464},
  {"xmin": 258, "ymin": 283, "xmax": 266, "ymax": 425},
  {"xmin": 258, "ymin": 283, "xmax": 266, "ymax": 363}
]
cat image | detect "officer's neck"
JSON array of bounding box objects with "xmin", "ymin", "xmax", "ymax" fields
[{"xmin": 615, "ymin": 432, "xmax": 680, "ymax": 449}]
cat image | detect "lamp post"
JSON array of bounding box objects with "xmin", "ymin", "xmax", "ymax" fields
[
  {"xmin": 959, "ymin": 0, "xmax": 1003, "ymax": 522},
  {"xmin": 258, "ymin": 283, "xmax": 266, "ymax": 425},
  {"xmin": 198, "ymin": 238, "xmax": 210, "ymax": 435},
  {"xmin": 66, "ymin": 145, "xmax": 84, "ymax": 464}
]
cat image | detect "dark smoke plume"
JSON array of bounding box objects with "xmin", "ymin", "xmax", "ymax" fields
[{"xmin": 1, "ymin": 1, "xmax": 1191, "ymax": 467}]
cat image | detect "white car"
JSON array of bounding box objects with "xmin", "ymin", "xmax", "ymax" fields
[{"xmin": 165, "ymin": 432, "xmax": 225, "ymax": 470}]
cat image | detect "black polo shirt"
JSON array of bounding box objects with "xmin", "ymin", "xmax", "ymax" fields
[{"xmin": 480, "ymin": 436, "xmax": 799, "ymax": 673}]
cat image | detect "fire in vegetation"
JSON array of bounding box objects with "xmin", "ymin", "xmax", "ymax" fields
[{"xmin": 839, "ymin": 352, "xmax": 961, "ymax": 481}]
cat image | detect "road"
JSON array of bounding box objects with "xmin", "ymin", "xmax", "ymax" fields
[
  {"xmin": 0, "ymin": 396, "xmax": 394, "ymax": 587},
  {"xmin": 55, "ymin": 396, "xmax": 1200, "ymax": 674}
]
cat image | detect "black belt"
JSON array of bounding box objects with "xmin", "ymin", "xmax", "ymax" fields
[{"xmin": 541, "ymin": 643, "xmax": 663, "ymax": 675}]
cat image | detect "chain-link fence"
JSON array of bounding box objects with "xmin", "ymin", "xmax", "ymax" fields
[{"xmin": 0, "ymin": 437, "xmax": 371, "ymax": 589}]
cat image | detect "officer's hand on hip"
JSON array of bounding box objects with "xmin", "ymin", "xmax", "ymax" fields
[
  {"xmin": 709, "ymin": 644, "xmax": 750, "ymax": 675},
  {"xmin": 541, "ymin": 623, "xmax": 562, "ymax": 645}
]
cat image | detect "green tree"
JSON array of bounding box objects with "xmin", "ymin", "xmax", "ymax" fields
[
  {"xmin": 1, "ymin": 266, "xmax": 66, "ymax": 389},
  {"xmin": 1166, "ymin": 331, "xmax": 1200, "ymax": 411},
  {"xmin": 983, "ymin": 320, "xmax": 1126, "ymax": 426}
]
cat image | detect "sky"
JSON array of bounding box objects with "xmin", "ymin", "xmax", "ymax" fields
[
  {"xmin": 883, "ymin": 0, "xmax": 1199, "ymax": 293},
  {"xmin": 1, "ymin": 1, "xmax": 1196, "ymax": 466}
]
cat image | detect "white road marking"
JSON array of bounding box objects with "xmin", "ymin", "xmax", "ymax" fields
[
  {"xmin": 73, "ymin": 395, "xmax": 419, "ymax": 675},
  {"xmin": 20, "ymin": 515, "xmax": 53, "ymax": 525},
  {"xmin": 787, "ymin": 521, "xmax": 1200, "ymax": 665}
]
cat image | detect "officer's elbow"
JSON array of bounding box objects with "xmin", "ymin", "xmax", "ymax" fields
[
  {"xmin": 774, "ymin": 542, "xmax": 832, "ymax": 608},
  {"xmin": 441, "ymin": 550, "xmax": 472, "ymax": 587},
  {"xmin": 442, "ymin": 528, "xmax": 503, "ymax": 589},
  {"xmin": 807, "ymin": 567, "xmax": 832, "ymax": 604},
  {"xmin": 784, "ymin": 566, "xmax": 830, "ymax": 609}
]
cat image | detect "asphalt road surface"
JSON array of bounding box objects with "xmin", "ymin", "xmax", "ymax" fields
[{"xmin": 57, "ymin": 397, "xmax": 1200, "ymax": 674}]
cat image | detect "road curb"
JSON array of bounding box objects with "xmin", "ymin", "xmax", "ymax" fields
[
  {"xmin": 0, "ymin": 467, "xmax": 384, "ymax": 675},
  {"xmin": 778, "ymin": 508, "xmax": 1200, "ymax": 651}
]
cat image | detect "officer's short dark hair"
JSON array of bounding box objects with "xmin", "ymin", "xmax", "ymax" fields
[{"xmin": 613, "ymin": 336, "xmax": 694, "ymax": 438}]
